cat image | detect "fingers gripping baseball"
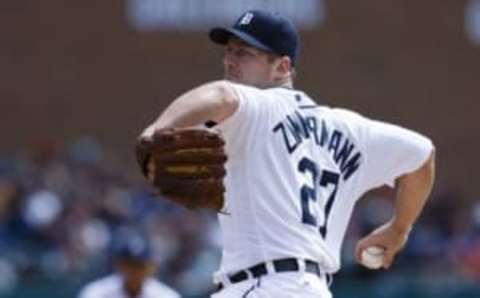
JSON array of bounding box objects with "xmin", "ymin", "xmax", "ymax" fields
[
  {"xmin": 355, "ymin": 220, "xmax": 409, "ymax": 269},
  {"xmin": 147, "ymin": 158, "xmax": 156, "ymax": 183}
]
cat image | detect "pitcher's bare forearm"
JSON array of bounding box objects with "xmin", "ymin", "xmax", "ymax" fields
[
  {"xmin": 391, "ymin": 151, "xmax": 435, "ymax": 234},
  {"xmin": 151, "ymin": 81, "xmax": 238, "ymax": 130}
]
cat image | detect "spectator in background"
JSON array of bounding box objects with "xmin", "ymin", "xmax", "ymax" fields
[
  {"xmin": 466, "ymin": 0, "xmax": 480, "ymax": 45},
  {"xmin": 77, "ymin": 229, "xmax": 180, "ymax": 298}
]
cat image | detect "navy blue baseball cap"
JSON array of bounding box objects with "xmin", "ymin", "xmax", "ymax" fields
[
  {"xmin": 209, "ymin": 10, "xmax": 300, "ymax": 66},
  {"xmin": 111, "ymin": 231, "xmax": 152, "ymax": 262}
]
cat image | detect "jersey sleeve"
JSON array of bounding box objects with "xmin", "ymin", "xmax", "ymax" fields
[
  {"xmin": 217, "ymin": 83, "xmax": 265, "ymax": 131},
  {"xmin": 361, "ymin": 117, "xmax": 434, "ymax": 190},
  {"xmin": 215, "ymin": 83, "xmax": 270, "ymax": 155},
  {"xmin": 77, "ymin": 286, "xmax": 94, "ymax": 298}
]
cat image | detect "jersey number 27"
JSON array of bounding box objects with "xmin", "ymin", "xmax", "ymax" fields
[{"xmin": 298, "ymin": 157, "xmax": 340, "ymax": 238}]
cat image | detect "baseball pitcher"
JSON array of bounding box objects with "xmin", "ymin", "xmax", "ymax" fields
[{"xmin": 137, "ymin": 10, "xmax": 435, "ymax": 298}]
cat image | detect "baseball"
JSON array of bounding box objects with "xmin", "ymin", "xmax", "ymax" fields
[{"xmin": 360, "ymin": 246, "xmax": 385, "ymax": 269}]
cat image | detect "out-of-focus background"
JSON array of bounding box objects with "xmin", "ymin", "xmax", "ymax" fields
[{"xmin": 1, "ymin": 0, "xmax": 479, "ymax": 297}]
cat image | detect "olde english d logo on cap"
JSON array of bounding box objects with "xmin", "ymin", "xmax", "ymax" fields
[{"xmin": 238, "ymin": 12, "xmax": 254, "ymax": 25}]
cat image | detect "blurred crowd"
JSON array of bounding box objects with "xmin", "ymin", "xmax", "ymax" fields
[{"xmin": 0, "ymin": 136, "xmax": 479, "ymax": 297}]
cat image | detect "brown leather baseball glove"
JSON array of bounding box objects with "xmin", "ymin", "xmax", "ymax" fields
[{"xmin": 136, "ymin": 128, "xmax": 226, "ymax": 211}]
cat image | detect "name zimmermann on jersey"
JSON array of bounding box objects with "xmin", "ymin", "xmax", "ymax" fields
[{"xmin": 273, "ymin": 110, "xmax": 361, "ymax": 180}]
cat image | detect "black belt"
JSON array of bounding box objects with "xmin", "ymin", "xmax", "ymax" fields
[{"xmin": 216, "ymin": 258, "xmax": 323, "ymax": 291}]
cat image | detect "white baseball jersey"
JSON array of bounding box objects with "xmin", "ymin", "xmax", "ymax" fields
[
  {"xmin": 214, "ymin": 83, "xmax": 433, "ymax": 279},
  {"xmin": 78, "ymin": 274, "xmax": 180, "ymax": 298}
]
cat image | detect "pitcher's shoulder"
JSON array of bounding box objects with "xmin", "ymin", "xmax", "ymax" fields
[
  {"xmin": 146, "ymin": 278, "xmax": 181, "ymax": 298},
  {"xmin": 78, "ymin": 275, "xmax": 120, "ymax": 298}
]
